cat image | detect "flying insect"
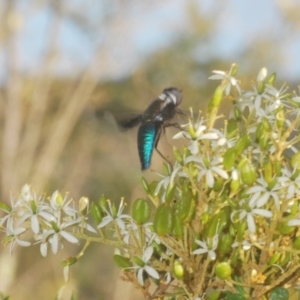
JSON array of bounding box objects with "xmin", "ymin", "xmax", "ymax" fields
[{"xmin": 119, "ymin": 87, "xmax": 183, "ymax": 170}]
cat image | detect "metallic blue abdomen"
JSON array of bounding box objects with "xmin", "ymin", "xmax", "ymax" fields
[{"xmin": 138, "ymin": 122, "xmax": 158, "ymax": 170}]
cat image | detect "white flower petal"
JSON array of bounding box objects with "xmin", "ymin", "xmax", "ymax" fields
[
  {"xmin": 16, "ymin": 239, "xmax": 31, "ymax": 247},
  {"xmin": 211, "ymin": 166, "xmax": 229, "ymax": 179},
  {"xmin": 206, "ymin": 170, "xmax": 215, "ymax": 188},
  {"xmin": 31, "ymin": 215, "xmax": 40, "ymax": 234},
  {"xmin": 193, "ymin": 248, "xmax": 208, "ymax": 255},
  {"xmin": 195, "ymin": 239, "xmax": 207, "ymax": 248},
  {"xmin": 60, "ymin": 231, "xmax": 78, "ymax": 244},
  {"xmin": 137, "ymin": 268, "xmax": 144, "ymax": 286},
  {"xmin": 208, "ymin": 250, "xmax": 216, "ymax": 260},
  {"xmin": 144, "ymin": 265, "xmax": 159, "ymax": 280},
  {"xmin": 51, "ymin": 234, "xmax": 59, "ymax": 254},
  {"xmin": 252, "ymin": 209, "xmax": 273, "ymax": 218},
  {"xmin": 199, "ymin": 133, "xmax": 219, "ymax": 140},
  {"xmin": 97, "ymin": 216, "xmax": 113, "ymax": 228},
  {"xmin": 40, "ymin": 242, "xmax": 48, "ymax": 257},
  {"xmin": 257, "ymin": 67, "xmax": 267, "ymax": 82},
  {"xmin": 256, "ymin": 193, "xmax": 269, "ymax": 207},
  {"xmin": 143, "ymin": 246, "xmax": 153, "ymax": 262},
  {"xmin": 247, "ymin": 214, "xmax": 256, "ymax": 233},
  {"xmin": 173, "ymin": 131, "xmax": 185, "ymax": 139},
  {"xmin": 288, "ymin": 219, "xmax": 300, "ymax": 226}
]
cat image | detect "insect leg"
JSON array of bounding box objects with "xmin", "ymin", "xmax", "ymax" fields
[{"xmin": 154, "ymin": 127, "xmax": 173, "ymax": 169}]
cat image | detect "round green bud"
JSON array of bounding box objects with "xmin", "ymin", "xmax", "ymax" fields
[
  {"xmin": 173, "ymin": 260, "xmax": 184, "ymax": 280},
  {"xmin": 153, "ymin": 204, "xmax": 174, "ymax": 235},
  {"xmin": 132, "ymin": 198, "xmax": 151, "ymax": 225},
  {"xmin": 215, "ymin": 262, "xmax": 232, "ymax": 280}
]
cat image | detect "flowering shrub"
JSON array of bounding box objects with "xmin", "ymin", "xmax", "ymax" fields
[{"xmin": 2, "ymin": 64, "xmax": 300, "ymax": 299}]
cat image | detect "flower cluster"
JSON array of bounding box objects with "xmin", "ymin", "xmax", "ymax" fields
[
  {"xmin": 2, "ymin": 65, "xmax": 300, "ymax": 300},
  {"xmin": 0, "ymin": 185, "xmax": 82, "ymax": 256}
]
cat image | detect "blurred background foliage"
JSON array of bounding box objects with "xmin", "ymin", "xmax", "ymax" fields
[{"xmin": 0, "ymin": 0, "xmax": 300, "ymax": 299}]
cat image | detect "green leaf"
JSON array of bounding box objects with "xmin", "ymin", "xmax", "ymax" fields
[{"xmin": 269, "ymin": 287, "xmax": 289, "ymax": 300}]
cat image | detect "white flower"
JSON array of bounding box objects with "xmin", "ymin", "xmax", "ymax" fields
[
  {"xmin": 130, "ymin": 246, "xmax": 159, "ymax": 286},
  {"xmin": 174, "ymin": 118, "xmax": 218, "ymax": 155},
  {"xmin": 209, "ymin": 64, "xmax": 241, "ymax": 95},
  {"xmin": 2, "ymin": 222, "xmax": 31, "ymax": 254},
  {"xmin": 186, "ymin": 155, "xmax": 228, "ymax": 188},
  {"xmin": 17, "ymin": 198, "xmax": 53, "ymax": 234},
  {"xmin": 49, "ymin": 191, "xmax": 77, "ymax": 219},
  {"xmin": 40, "ymin": 219, "xmax": 79, "ymax": 255},
  {"xmin": 193, "ymin": 235, "xmax": 219, "ymax": 260},
  {"xmin": 257, "ymin": 67, "xmax": 267, "ymax": 82},
  {"xmin": 20, "ymin": 184, "xmax": 32, "ymax": 201},
  {"xmin": 278, "ymin": 166, "xmax": 300, "ymax": 200},
  {"xmin": 231, "ymin": 197, "xmax": 273, "ymax": 233},
  {"xmin": 246, "ymin": 177, "xmax": 282, "ymax": 209},
  {"xmin": 97, "ymin": 198, "xmax": 131, "ymax": 230}
]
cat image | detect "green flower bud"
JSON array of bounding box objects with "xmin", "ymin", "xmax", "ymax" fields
[
  {"xmin": 202, "ymin": 212, "xmax": 210, "ymax": 225},
  {"xmin": 262, "ymin": 117, "xmax": 271, "ymax": 131},
  {"xmin": 218, "ymin": 234, "xmax": 234, "ymax": 257},
  {"xmin": 203, "ymin": 208, "xmax": 229, "ymax": 239},
  {"xmin": 153, "ymin": 204, "xmax": 174, "ymax": 235},
  {"xmin": 208, "ymin": 85, "xmax": 224, "ymax": 112},
  {"xmin": 277, "ymin": 221, "xmax": 295, "ymax": 235},
  {"xmin": 213, "ymin": 177, "xmax": 224, "ymax": 192},
  {"xmin": 239, "ymin": 159, "xmax": 257, "ymax": 186},
  {"xmin": 207, "ymin": 291, "xmax": 221, "ymax": 300},
  {"xmin": 230, "ymin": 179, "xmax": 240, "ymax": 193},
  {"xmin": 234, "ymin": 135, "xmax": 250, "ymax": 156},
  {"xmin": 274, "ymin": 160, "xmax": 282, "ymax": 176},
  {"xmin": 61, "ymin": 257, "xmax": 78, "ymax": 267},
  {"xmin": 223, "ymin": 148, "xmax": 237, "ymax": 170},
  {"xmin": 278, "ymin": 252, "xmax": 291, "ymax": 267},
  {"xmin": 227, "ymin": 118, "xmax": 238, "ymax": 136},
  {"xmin": 231, "ymin": 248, "xmax": 239, "ymax": 267},
  {"xmin": 259, "ymin": 133, "xmax": 270, "ymax": 150},
  {"xmin": 186, "ymin": 198, "xmax": 196, "ymax": 222},
  {"xmin": 268, "ymin": 252, "xmax": 281, "ymax": 265},
  {"xmin": 276, "ymin": 109, "xmax": 285, "ymax": 129},
  {"xmin": 236, "ymin": 220, "xmax": 247, "ymax": 241},
  {"xmin": 175, "ymin": 180, "xmax": 192, "ymax": 220},
  {"xmin": 172, "ymin": 215, "xmax": 184, "ymax": 238},
  {"xmin": 165, "ymin": 184, "xmax": 176, "ymax": 203},
  {"xmin": 255, "ymin": 123, "xmax": 264, "ymax": 140},
  {"xmin": 290, "ymin": 200, "xmax": 298, "ymax": 216},
  {"xmin": 0, "ymin": 201, "xmax": 11, "ymax": 212},
  {"xmin": 291, "ymin": 152, "xmax": 300, "ymax": 170},
  {"xmin": 266, "ymin": 72, "xmax": 276, "ymax": 85},
  {"xmin": 79, "ymin": 197, "xmax": 89, "ymax": 216},
  {"xmin": 230, "ymin": 63, "xmax": 239, "ymax": 76},
  {"xmin": 293, "ymin": 237, "xmax": 300, "ymax": 250},
  {"xmin": 173, "ymin": 260, "xmax": 184, "ymax": 280},
  {"xmin": 113, "ymin": 255, "xmax": 133, "ymax": 269},
  {"xmin": 257, "ymin": 81, "xmax": 265, "ymax": 94},
  {"xmin": 141, "ymin": 177, "xmax": 150, "ymax": 194},
  {"xmin": 263, "ymin": 161, "xmax": 273, "ymax": 184},
  {"xmin": 173, "ymin": 147, "xmax": 183, "ymax": 165},
  {"xmin": 99, "ymin": 195, "xmax": 108, "ymax": 213},
  {"xmin": 133, "ymin": 256, "xmax": 144, "ymax": 267},
  {"xmin": 91, "ymin": 202, "xmax": 103, "ymax": 224},
  {"xmin": 215, "ymin": 262, "xmax": 232, "ymax": 280},
  {"xmin": 233, "ymin": 106, "xmax": 242, "ymax": 121},
  {"xmin": 29, "ymin": 200, "xmax": 37, "ymax": 214},
  {"xmin": 132, "ymin": 198, "xmax": 151, "ymax": 225}
]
